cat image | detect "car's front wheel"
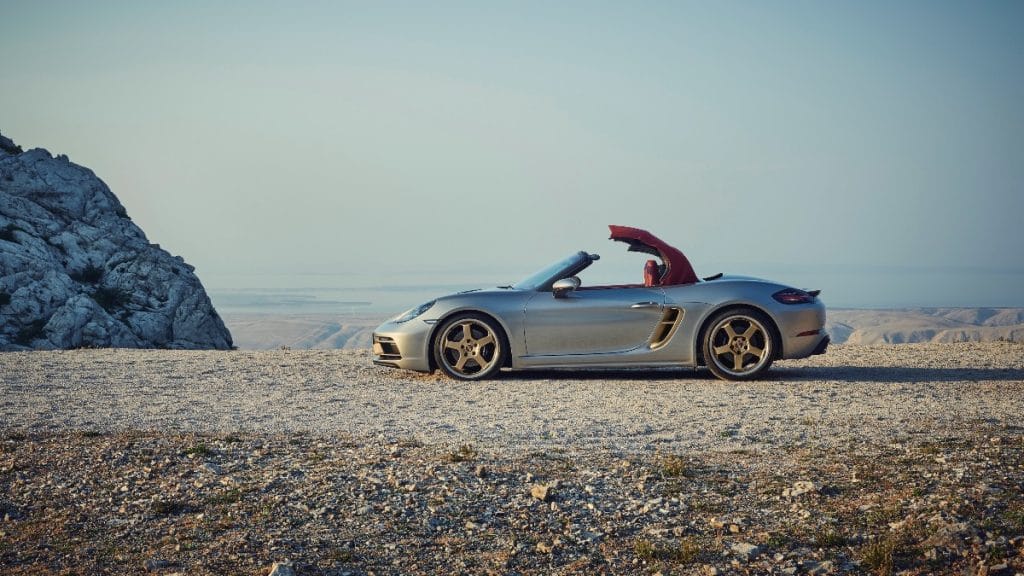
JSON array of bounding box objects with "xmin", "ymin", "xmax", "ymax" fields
[
  {"xmin": 703, "ymin": 308, "xmax": 776, "ymax": 381},
  {"xmin": 433, "ymin": 313, "xmax": 507, "ymax": 380}
]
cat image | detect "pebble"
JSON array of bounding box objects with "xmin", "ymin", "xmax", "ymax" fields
[
  {"xmin": 731, "ymin": 542, "xmax": 762, "ymax": 561},
  {"xmin": 1, "ymin": 342, "xmax": 1021, "ymax": 575},
  {"xmin": 530, "ymin": 484, "xmax": 552, "ymax": 502},
  {"xmin": 267, "ymin": 563, "xmax": 295, "ymax": 576}
]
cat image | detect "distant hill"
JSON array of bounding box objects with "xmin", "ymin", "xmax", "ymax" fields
[
  {"xmin": 827, "ymin": 308, "xmax": 1024, "ymax": 345},
  {"xmin": 223, "ymin": 307, "xmax": 1024, "ymax": 350},
  {"xmin": 222, "ymin": 313, "xmax": 382, "ymax": 350}
]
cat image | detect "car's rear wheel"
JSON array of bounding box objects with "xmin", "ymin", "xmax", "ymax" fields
[
  {"xmin": 433, "ymin": 313, "xmax": 507, "ymax": 380},
  {"xmin": 703, "ymin": 308, "xmax": 776, "ymax": 381}
]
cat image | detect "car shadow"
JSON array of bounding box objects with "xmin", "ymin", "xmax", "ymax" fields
[
  {"xmin": 504, "ymin": 368, "xmax": 714, "ymax": 381},
  {"xmin": 501, "ymin": 366, "xmax": 712, "ymax": 381},
  {"xmin": 503, "ymin": 366, "xmax": 1024, "ymax": 383},
  {"xmin": 772, "ymin": 366, "xmax": 1024, "ymax": 384}
]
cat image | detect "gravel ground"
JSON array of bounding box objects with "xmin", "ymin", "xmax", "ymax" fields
[
  {"xmin": 2, "ymin": 343, "xmax": 1024, "ymax": 575},
  {"xmin": 3, "ymin": 343, "xmax": 1024, "ymax": 453}
]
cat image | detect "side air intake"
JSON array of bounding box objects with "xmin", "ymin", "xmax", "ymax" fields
[{"xmin": 649, "ymin": 307, "xmax": 684, "ymax": 350}]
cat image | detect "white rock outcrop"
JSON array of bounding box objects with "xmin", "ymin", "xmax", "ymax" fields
[{"xmin": 0, "ymin": 132, "xmax": 232, "ymax": 350}]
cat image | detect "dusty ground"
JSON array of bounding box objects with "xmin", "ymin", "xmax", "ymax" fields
[{"xmin": 1, "ymin": 343, "xmax": 1023, "ymax": 575}]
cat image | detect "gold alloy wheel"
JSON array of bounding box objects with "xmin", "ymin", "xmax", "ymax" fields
[
  {"xmin": 438, "ymin": 318, "xmax": 500, "ymax": 378},
  {"xmin": 706, "ymin": 311, "xmax": 773, "ymax": 379}
]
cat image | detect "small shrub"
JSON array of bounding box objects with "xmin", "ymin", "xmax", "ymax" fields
[
  {"xmin": 672, "ymin": 537, "xmax": 701, "ymax": 563},
  {"xmin": 660, "ymin": 454, "xmax": 690, "ymax": 478},
  {"xmin": 634, "ymin": 538, "xmax": 655, "ymax": 560},
  {"xmin": 815, "ymin": 529, "xmax": 846, "ymax": 548},
  {"xmin": 151, "ymin": 500, "xmax": 186, "ymax": 515},
  {"xmin": 766, "ymin": 531, "xmax": 793, "ymax": 548},
  {"xmin": 865, "ymin": 506, "xmax": 902, "ymax": 527},
  {"xmin": 634, "ymin": 537, "xmax": 700, "ymax": 564},
  {"xmin": 1004, "ymin": 505, "xmax": 1024, "ymax": 532},
  {"xmin": 448, "ymin": 444, "xmax": 477, "ymax": 463},
  {"xmin": 207, "ymin": 488, "xmax": 243, "ymax": 506},
  {"xmin": 185, "ymin": 443, "xmax": 213, "ymax": 457},
  {"xmin": 860, "ymin": 535, "xmax": 897, "ymax": 576},
  {"xmin": 325, "ymin": 548, "xmax": 354, "ymax": 562}
]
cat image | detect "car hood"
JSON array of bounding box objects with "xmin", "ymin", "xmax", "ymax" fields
[{"xmin": 608, "ymin": 225, "xmax": 698, "ymax": 285}]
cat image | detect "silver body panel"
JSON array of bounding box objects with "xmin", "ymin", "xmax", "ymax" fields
[
  {"xmin": 372, "ymin": 253, "xmax": 828, "ymax": 375},
  {"xmin": 523, "ymin": 287, "xmax": 666, "ymax": 356}
]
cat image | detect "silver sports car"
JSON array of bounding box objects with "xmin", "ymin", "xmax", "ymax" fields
[{"xmin": 372, "ymin": 226, "xmax": 828, "ymax": 381}]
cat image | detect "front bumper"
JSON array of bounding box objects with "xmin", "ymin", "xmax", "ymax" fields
[{"xmin": 371, "ymin": 319, "xmax": 435, "ymax": 372}]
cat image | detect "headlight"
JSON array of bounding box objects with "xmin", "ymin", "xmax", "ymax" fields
[{"xmin": 394, "ymin": 300, "xmax": 436, "ymax": 323}]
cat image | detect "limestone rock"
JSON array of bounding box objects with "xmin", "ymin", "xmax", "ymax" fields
[
  {"xmin": 530, "ymin": 484, "xmax": 552, "ymax": 502},
  {"xmin": 731, "ymin": 542, "xmax": 762, "ymax": 562},
  {"xmin": 782, "ymin": 480, "xmax": 817, "ymax": 498},
  {"xmin": 0, "ymin": 132, "xmax": 231, "ymax": 350},
  {"xmin": 267, "ymin": 562, "xmax": 295, "ymax": 576},
  {"xmin": 803, "ymin": 560, "xmax": 835, "ymax": 575}
]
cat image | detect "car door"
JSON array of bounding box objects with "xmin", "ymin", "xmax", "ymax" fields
[{"xmin": 523, "ymin": 287, "xmax": 666, "ymax": 357}]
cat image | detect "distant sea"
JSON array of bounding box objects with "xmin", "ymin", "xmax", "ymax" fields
[
  {"xmin": 205, "ymin": 265, "xmax": 1024, "ymax": 317},
  {"xmin": 207, "ymin": 276, "xmax": 481, "ymax": 317}
]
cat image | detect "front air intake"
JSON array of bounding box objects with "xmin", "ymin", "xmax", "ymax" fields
[{"xmin": 373, "ymin": 335, "xmax": 402, "ymax": 360}]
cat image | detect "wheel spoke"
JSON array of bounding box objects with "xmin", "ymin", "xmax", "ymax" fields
[
  {"xmin": 713, "ymin": 344, "xmax": 732, "ymax": 356},
  {"xmin": 721, "ymin": 324, "xmax": 738, "ymax": 339},
  {"xmin": 444, "ymin": 339, "xmax": 461, "ymax": 351},
  {"xmin": 733, "ymin": 353, "xmax": 746, "ymax": 371},
  {"xmin": 747, "ymin": 345, "xmax": 764, "ymax": 359},
  {"xmin": 454, "ymin": 353, "xmax": 470, "ymax": 371},
  {"xmin": 476, "ymin": 333, "xmax": 495, "ymax": 348},
  {"xmin": 741, "ymin": 324, "xmax": 760, "ymax": 339},
  {"xmin": 460, "ymin": 322, "xmax": 475, "ymax": 342}
]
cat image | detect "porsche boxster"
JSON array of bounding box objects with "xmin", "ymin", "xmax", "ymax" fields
[{"xmin": 372, "ymin": 225, "xmax": 828, "ymax": 381}]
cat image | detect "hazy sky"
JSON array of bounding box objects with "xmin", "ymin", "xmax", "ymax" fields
[{"xmin": 2, "ymin": 1, "xmax": 1022, "ymax": 308}]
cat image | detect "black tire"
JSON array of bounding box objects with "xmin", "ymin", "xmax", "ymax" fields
[
  {"xmin": 432, "ymin": 313, "xmax": 508, "ymax": 380},
  {"xmin": 702, "ymin": 307, "xmax": 777, "ymax": 381}
]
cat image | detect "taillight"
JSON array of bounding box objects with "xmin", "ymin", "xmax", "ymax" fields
[{"xmin": 772, "ymin": 288, "xmax": 816, "ymax": 305}]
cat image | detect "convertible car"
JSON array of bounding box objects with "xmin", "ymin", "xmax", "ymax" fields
[{"xmin": 372, "ymin": 226, "xmax": 828, "ymax": 381}]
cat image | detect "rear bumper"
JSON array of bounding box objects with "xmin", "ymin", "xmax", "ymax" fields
[
  {"xmin": 775, "ymin": 302, "xmax": 828, "ymax": 359},
  {"xmin": 812, "ymin": 335, "xmax": 830, "ymax": 356}
]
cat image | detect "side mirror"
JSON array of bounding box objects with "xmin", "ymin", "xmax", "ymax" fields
[{"xmin": 552, "ymin": 277, "xmax": 580, "ymax": 299}]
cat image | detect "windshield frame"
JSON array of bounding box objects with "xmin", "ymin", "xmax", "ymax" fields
[{"xmin": 512, "ymin": 251, "xmax": 596, "ymax": 291}]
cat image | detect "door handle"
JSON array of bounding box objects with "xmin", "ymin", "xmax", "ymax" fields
[{"xmin": 630, "ymin": 302, "xmax": 660, "ymax": 309}]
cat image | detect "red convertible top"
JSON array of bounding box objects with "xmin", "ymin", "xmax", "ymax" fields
[{"xmin": 608, "ymin": 225, "xmax": 699, "ymax": 286}]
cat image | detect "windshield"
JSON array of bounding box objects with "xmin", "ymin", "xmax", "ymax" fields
[{"xmin": 512, "ymin": 252, "xmax": 591, "ymax": 290}]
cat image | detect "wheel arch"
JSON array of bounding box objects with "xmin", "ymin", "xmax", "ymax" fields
[
  {"xmin": 694, "ymin": 302, "xmax": 784, "ymax": 365},
  {"xmin": 427, "ymin": 308, "xmax": 514, "ymax": 371}
]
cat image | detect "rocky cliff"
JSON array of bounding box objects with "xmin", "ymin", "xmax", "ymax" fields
[{"xmin": 0, "ymin": 132, "xmax": 232, "ymax": 350}]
